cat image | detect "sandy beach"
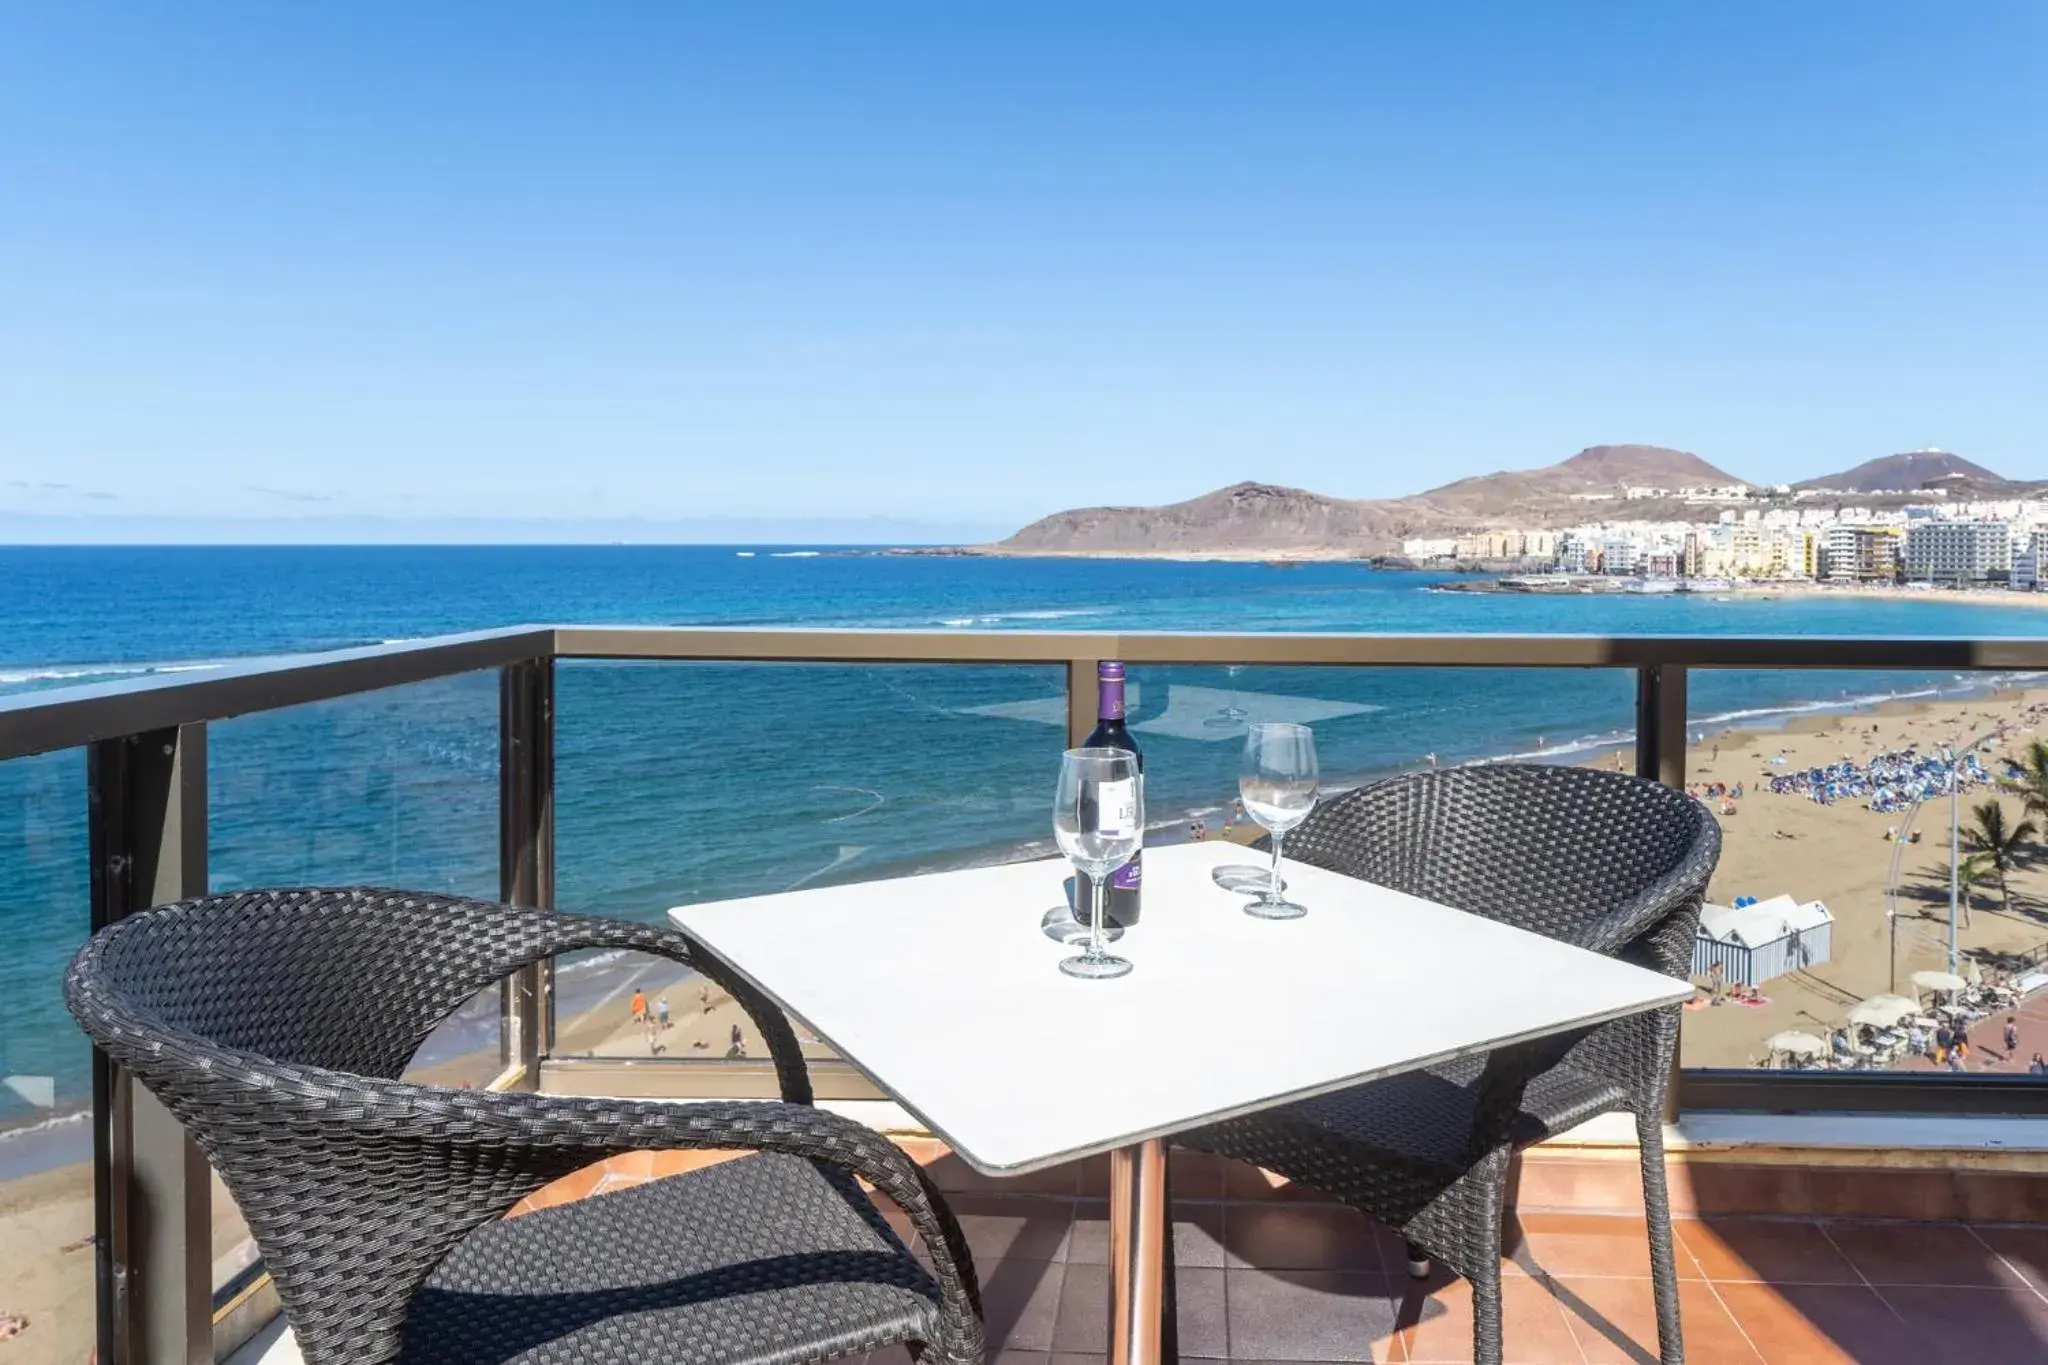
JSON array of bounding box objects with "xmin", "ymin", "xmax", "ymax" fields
[{"xmin": 1659, "ymin": 687, "xmax": 2048, "ymax": 1067}]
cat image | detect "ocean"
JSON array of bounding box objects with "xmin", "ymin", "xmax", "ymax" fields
[{"xmin": 2, "ymin": 544, "xmax": 2042, "ymax": 1171}]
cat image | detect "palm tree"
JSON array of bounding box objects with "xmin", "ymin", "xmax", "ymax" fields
[
  {"xmin": 1957, "ymin": 852, "xmax": 1998, "ymax": 928},
  {"xmin": 2006, "ymin": 739, "xmax": 2048, "ymax": 826},
  {"xmin": 1958, "ymin": 800, "xmax": 2036, "ymax": 916}
]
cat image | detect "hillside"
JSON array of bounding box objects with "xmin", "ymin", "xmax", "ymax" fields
[
  {"xmin": 1796, "ymin": 450, "xmax": 2004, "ymax": 494},
  {"xmin": 997, "ymin": 481, "xmax": 1419, "ymax": 556},
  {"xmin": 997, "ymin": 444, "xmax": 1743, "ymax": 557}
]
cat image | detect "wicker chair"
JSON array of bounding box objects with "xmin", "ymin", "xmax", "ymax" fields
[
  {"xmin": 1182, "ymin": 765, "xmax": 1718, "ymax": 1365},
  {"xmin": 66, "ymin": 888, "xmax": 984, "ymax": 1365}
]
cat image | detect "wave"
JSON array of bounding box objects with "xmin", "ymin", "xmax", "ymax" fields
[
  {"xmin": 935, "ymin": 607, "xmax": 1111, "ymax": 627},
  {"xmin": 1693, "ymin": 687, "xmax": 1942, "ymax": 730},
  {"xmin": 0, "ymin": 1105, "xmax": 90, "ymax": 1144},
  {"xmin": 768, "ymin": 551, "xmax": 821, "ymax": 558},
  {"xmin": 0, "ymin": 660, "xmax": 224, "ymax": 686}
]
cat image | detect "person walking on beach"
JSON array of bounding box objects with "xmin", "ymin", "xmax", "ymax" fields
[
  {"xmin": 2006, "ymin": 1017, "xmax": 2020, "ymax": 1054},
  {"xmin": 658, "ymin": 995, "xmax": 671, "ymax": 1031},
  {"xmin": 630, "ymin": 988, "xmax": 647, "ymax": 1024},
  {"xmin": 728, "ymin": 1022, "xmax": 745, "ymax": 1058}
]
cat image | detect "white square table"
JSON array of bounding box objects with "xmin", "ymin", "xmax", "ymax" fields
[{"xmin": 670, "ymin": 841, "xmax": 1692, "ymax": 1365}]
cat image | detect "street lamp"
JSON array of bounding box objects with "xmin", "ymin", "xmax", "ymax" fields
[{"xmin": 1884, "ymin": 721, "xmax": 2003, "ymax": 991}]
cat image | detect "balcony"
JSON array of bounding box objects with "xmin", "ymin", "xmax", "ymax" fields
[{"xmin": 4, "ymin": 625, "xmax": 2048, "ymax": 1364}]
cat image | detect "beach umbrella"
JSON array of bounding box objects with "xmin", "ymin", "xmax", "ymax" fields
[
  {"xmin": 1963, "ymin": 958, "xmax": 1983, "ymax": 986},
  {"xmin": 1847, "ymin": 994, "xmax": 1919, "ymax": 1028},
  {"xmin": 1912, "ymin": 970, "xmax": 1969, "ymax": 995},
  {"xmin": 1766, "ymin": 1030, "xmax": 1825, "ymax": 1058}
]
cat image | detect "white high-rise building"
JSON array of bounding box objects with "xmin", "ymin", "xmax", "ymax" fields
[{"xmin": 1902, "ymin": 521, "xmax": 2010, "ymax": 585}]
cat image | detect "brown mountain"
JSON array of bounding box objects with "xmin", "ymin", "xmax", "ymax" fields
[
  {"xmin": 1796, "ymin": 450, "xmax": 2004, "ymax": 494},
  {"xmin": 1407, "ymin": 444, "xmax": 1744, "ymax": 519},
  {"xmin": 997, "ymin": 444, "xmax": 1745, "ymax": 557},
  {"xmin": 996, "ymin": 481, "xmax": 1419, "ymax": 556}
]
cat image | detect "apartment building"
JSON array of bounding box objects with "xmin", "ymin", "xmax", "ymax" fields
[{"xmin": 1902, "ymin": 520, "xmax": 2011, "ymax": 585}]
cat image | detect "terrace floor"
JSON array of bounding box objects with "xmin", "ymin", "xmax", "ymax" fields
[{"xmin": 233, "ymin": 1186, "xmax": 2048, "ymax": 1365}]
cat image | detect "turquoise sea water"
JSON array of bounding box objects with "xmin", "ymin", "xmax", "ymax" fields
[{"xmin": 2, "ymin": 545, "xmax": 2042, "ymax": 1168}]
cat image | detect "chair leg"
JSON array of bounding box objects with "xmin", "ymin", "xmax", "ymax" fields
[
  {"xmin": 1635, "ymin": 1106, "xmax": 1685, "ymax": 1365},
  {"xmin": 1404, "ymin": 1240, "xmax": 1432, "ymax": 1278},
  {"xmin": 1468, "ymin": 1254, "xmax": 1505, "ymax": 1365}
]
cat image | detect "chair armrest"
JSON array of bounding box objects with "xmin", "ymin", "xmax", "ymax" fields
[{"xmin": 1574, "ymin": 816, "xmax": 1721, "ymax": 965}]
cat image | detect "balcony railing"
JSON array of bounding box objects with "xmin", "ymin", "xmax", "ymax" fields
[{"xmin": 5, "ymin": 624, "xmax": 2048, "ymax": 1363}]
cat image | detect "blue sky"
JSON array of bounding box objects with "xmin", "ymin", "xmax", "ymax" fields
[{"xmin": 2, "ymin": 4, "xmax": 2043, "ymax": 537}]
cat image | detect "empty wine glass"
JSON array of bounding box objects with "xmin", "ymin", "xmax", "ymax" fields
[
  {"xmin": 1053, "ymin": 746, "xmax": 1144, "ymax": 979},
  {"xmin": 1240, "ymin": 722, "xmax": 1319, "ymax": 919}
]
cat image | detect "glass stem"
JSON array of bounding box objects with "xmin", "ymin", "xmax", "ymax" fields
[
  {"xmin": 1090, "ymin": 874, "xmax": 1109, "ymax": 958},
  {"xmin": 1269, "ymin": 832, "xmax": 1284, "ymax": 900}
]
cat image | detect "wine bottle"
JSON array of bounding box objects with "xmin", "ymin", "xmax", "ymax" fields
[{"xmin": 1079, "ymin": 660, "xmax": 1144, "ymax": 927}]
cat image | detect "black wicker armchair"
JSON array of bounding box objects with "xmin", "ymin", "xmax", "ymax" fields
[
  {"xmin": 66, "ymin": 888, "xmax": 984, "ymax": 1365},
  {"xmin": 1182, "ymin": 765, "xmax": 1719, "ymax": 1365}
]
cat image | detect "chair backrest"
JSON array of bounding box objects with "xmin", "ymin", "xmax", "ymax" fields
[
  {"xmin": 1282, "ymin": 764, "xmax": 1714, "ymax": 961},
  {"xmin": 69, "ymin": 887, "xmax": 551, "ymax": 1083}
]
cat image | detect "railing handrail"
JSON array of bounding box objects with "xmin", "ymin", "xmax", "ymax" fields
[
  {"xmin": 6, "ymin": 621, "xmax": 2048, "ymax": 761},
  {"xmin": 0, "ymin": 626, "xmax": 557, "ymax": 761}
]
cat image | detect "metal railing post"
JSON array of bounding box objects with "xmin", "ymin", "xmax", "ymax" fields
[
  {"xmin": 88, "ymin": 724, "xmax": 211, "ymax": 1365},
  {"xmin": 1635, "ymin": 665, "xmax": 1691, "ymax": 1123},
  {"xmin": 499, "ymin": 659, "xmax": 556, "ymax": 1086}
]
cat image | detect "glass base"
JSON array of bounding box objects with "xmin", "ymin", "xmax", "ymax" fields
[
  {"xmin": 1212, "ymin": 864, "xmax": 1285, "ymax": 895},
  {"xmin": 1244, "ymin": 896, "xmax": 1308, "ymax": 920},
  {"xmin": 1041, "ymin": 904, "xmax": 1124, "ymax": 944},
  {"xmin": 1060, "ymin": 951, "xmax": 1134, "ymax": 979}
]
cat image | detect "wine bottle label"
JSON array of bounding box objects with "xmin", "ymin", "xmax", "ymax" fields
[
  {"xmin": 1112, "ymin": 853, "xmax": 1143, "ymax": 890},
  {"xmin": 1096, "ymin": 777, "xmax": 1138, "ymax": 836}
]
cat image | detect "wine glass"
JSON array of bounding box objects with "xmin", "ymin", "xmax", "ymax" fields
[
  {"xmin": 1053, "ymin": 747, "xmax": 1144, "ymax": 979},
  {"xmin": 1240, "ymin": 722, "xmax": 1319, "ymax": 918}
]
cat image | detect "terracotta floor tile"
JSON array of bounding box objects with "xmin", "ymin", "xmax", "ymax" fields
[
  {"xmin": 947, "ymin": 1194, "xmax": 1075, "ymax": 1264},
  {"xmin": 1554, "ymin": 1277, "xmax": 1751, "ymax": 1364},
  {"xmin": 1821, "ymin": 1221, "xmax": 2011, "ymax": 1287},
  {"xmin": 590, "ymin": 1168, "xmax": 652, "ymax": 1197},
  {"xmin": 1171, "ymin": 1267, "xmax": 1231, "ymax": 1359},
  {"xmin": 646, "ymin": 1147, "xmax": 743, "ymax": 1178},
  {"xmin": 1224, "ymin": 1268, "xmax": 1403, "ymax": 1363},
  {"xmin": 1676, "ymin": 1219, "xmax": 1861, "ymax": 1286},
  {"xmin": 1876, "ymin": 1285, "xmax": 2048, "ymax": 1364},
  {"xmin": 1218, "ymin": 1158, "xmax": 1337, "ymax": 1204},
  {"xmin": 1508, "ymin": 1224, "xmax": 1702, "ymax": 1282},
  {"xmin": 1394, "ymin": 1273, "xmax": 1585, "ymax": 1363},
  {"xmin": 1066, "ymin": 1199, "xmax": 1226, "ymax": 1268},
  {"xmin": 1975, "ymin": 1224, "xmax": 2048, "ymax": 1295},
  {"xmin": 1170, "ymin": 1149, "xmax": 1229, "ymax": 1202},
  {"xmin": 1224, "ymin": 1204, "xmax": 1389, "ymax": 1274},
  {"xmin": 981, "ymin": 1258, "xmax": 1068, "ymax": 1353},
  {"xmin": 1718, "ymin": 1283, "xmax": 1924, "ymax": 1365},
  {"xmin": 603, "ymin": 1149, "xmax": 656, "ymax": 1180}
]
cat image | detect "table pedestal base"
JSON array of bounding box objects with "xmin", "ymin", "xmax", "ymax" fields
[{"xmin": 1107, "ymin": 1138, "xmax": 1170, "ymax": 1365}]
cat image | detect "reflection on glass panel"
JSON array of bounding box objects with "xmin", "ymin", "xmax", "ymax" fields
[
  {"xmin": 1126, "ymin": 664, "xmax": 1637, "ymax": 843},
  {"xmin": 1679, "ymin": 667, "xmax": 2048, "ymax": 1073},
  {"xmin": 208, "ymin": 673, "xmax": 503, "ymax": 1288},
  {"xmin": 553, "ymin": 663, "xmax": 1065, "ymax": 1060},
  {"xmin": 0, "ymin": 750, "xmax": 94, "ymax": 1361}
]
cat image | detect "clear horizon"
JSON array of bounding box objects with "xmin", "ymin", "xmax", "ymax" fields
[{"xmin": 4, "ymin": 5, "xmax": 2042, "ymax": 540}]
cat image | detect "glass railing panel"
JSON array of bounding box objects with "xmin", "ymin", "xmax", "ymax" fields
[
  {"xmin": 0, "ymin": 748, "xmax": 93, "ymax": 1362},
  {"xmin": 1124, "ymin": 662, "xmax": 1638, "ymax": 845},
  {"xmin": 207, "ymin": 671, "xmax": 503, "ymax": 1291},
  {"xmin": 1678, "ymin": 666, "xmax": 2048, "ymax": 1073},
  {"xmin": 552, "ymin": 661, "xmax": 1066, "ymax": 1064}
]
